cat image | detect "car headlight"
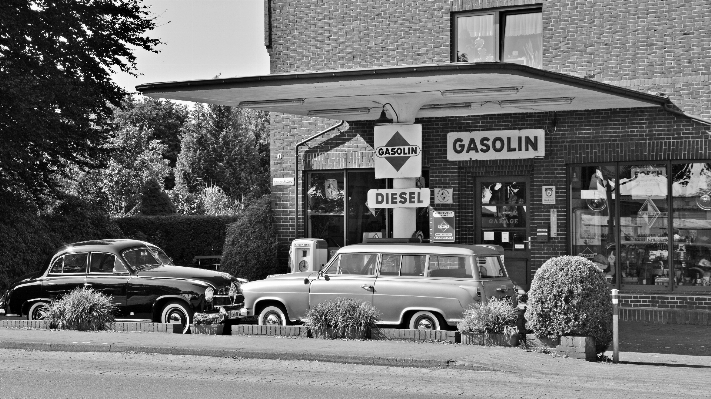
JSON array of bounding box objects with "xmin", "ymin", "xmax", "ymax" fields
[{"xmin": 205, "ymin": 287, "xmax": 214, "ymax": 302}]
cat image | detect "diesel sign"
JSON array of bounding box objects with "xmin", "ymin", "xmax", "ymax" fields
[{"xmin": 367, "ymin": 188, "xmax": 431, "ymax": 208}]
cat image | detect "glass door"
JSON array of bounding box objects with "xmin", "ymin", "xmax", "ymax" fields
[{"xmin": 475, "ymin": 177, "xmax": 530, "ymax": 289}]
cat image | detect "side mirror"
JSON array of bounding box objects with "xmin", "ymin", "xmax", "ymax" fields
[
  {"xmin": 324, "ymin": 274, "xmax": 330, "ymax": 281},
  {"xmin": 303, "ymin": 278, "xmax": 309, "ymax": 285}
]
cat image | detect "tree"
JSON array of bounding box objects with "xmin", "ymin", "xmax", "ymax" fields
[
  {"xmin": 0, "ymin": 0, "xmax": 160, "ymax": 205},
  {"xmin": 174, "ymin": 104, "xmax": 270, "ymax": 212},
  {"xmin": 137, "ymin": 177, "xmax": 176, "ymax": 215}
]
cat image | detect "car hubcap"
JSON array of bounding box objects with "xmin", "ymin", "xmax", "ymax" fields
[
  {"xmin": 167, "ymin": 310, "xmax": 185, "ymax": 324},
  {"xmin": 416, "ymin": 317, "xmax": 434, "ymax": 330},
  {"xmin": 32, "ymin": 305, "xmax": 48, "ymax": 320},
  {"xmin": 264, "ymin": 312, "xmax": 282, "ymax": 325}
]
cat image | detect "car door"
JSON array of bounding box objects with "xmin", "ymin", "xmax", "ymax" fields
[
  {"xmin": 308, "ymin": 252, "xmax": 378, "ymax": 308},
  {"xmin": 86, "ymin": 252, "xmax": 129, "ymax": 314},
  {"xmin": 44, "ymin": 252, "xmax": 88, "ymax": 300}
]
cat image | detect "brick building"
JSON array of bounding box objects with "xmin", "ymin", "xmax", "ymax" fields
[{"xmin": 140, "ymin": 0, "xmax": 711, "ymax": 310}]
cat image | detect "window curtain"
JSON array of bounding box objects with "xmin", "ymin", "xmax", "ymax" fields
[
  {"xmin": 463, "ymin": 14, "xmax": 494, "ymax": 38},
  {"xmin": 504, "ymin": 13, "xmax": 542, "ymax": 37}
]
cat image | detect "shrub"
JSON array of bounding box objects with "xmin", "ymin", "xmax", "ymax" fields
[
  {"xmin": 193, "ymin": 311, "xmax": 225, "ymax": 325},
  {"xmin": 525, "ymin": 256, "xmax": 612, "ymax": 353},
  {"xmin": 304, "ymin": 297, "xmax": 380, "ymax": 339},
  {"xmin": 45, "ymin": 287, "xmax": 115, "ymax": 331},
  {"xmin": 138, "ymin": 177, "xmax": 176, "ymax": 215},
  {"xmin": 221, "ymin": 194, "xmax": 281, "ymax": 280},
  {"xmin": 115, "ymin": 214, "xmax": 238, "ymax": 266},
  {"xmin": 457, "ymin": 297, "xmax": 518, "ymax": 335}
]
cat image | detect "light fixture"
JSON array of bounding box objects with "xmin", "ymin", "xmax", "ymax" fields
[
  {"xmin": 420, "ymin": 102, "xmax": 472, "ymax": 110},
  {"xmin": 307, "ymin": 107, "xmax": 372, "ymax": 117},
  {"xmin": 499, "ymin": 97, "xmax": 574, "ymax": 107},
  {"xmin": 375, "ymin": 109, "xmax": 393, "ymax": 124},
  {"xmin": 441, "ymin": 87, "xmax": 521, "ymax": 97},
  {"xmin": 239, "ymin": 98, "xmax": 305, "ymax": 108}
]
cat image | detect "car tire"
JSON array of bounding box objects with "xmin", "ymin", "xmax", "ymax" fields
[
  {"xmin": 160, "ymin": 301, "xmax": 193, "ymax": 334},
  {"xmin": 408, "ymin": 311, "xmax": 442, "ymax": 330},
  {"xmin": 257, "ymin": 305, "xmax": 289, "ymax": 326},
  {"xmin": 27, "ymin": 302, "xmax": 50, "ymax": 321}
]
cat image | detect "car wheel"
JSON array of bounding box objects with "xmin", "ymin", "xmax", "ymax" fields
[
  {"xmin": 27, "ymin": 302, "xmax": 50, "ymax": 321},
  {"xmin": 160, "ymin": 301, "xmax": 193, "ymax": 333},
  {"xmin": 257, "ymin": 305, "xmax": 288, "ymax": 326},
  {"xmin": 408, "ymin": 311, "xmax": 441, "ymax": 330}
]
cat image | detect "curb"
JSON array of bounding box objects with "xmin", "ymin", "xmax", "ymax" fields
[{"xmin": 0, "ymin": 339, "xmax": 492, "ymax": 370}]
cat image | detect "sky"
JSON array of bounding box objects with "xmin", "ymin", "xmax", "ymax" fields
[{"xmin": 111, "ymin": 0, "xmax": 270, "ymax": 94}]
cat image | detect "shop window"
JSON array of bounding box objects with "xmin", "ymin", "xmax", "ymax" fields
[
  {"xmin": 480, "ymin": 181, "xmax": 527, "ymax": 251},
  {"xmin": 671, "ymin": 163, "xmax": 711, "ymax": 292},
  {"xmin": 307, "ymin": 172, "xmax": 345, "ymax": 249},
  {"xmin": 347, "ymin": 171, "xmax": 386, "ymax": 245},
  {"xmin": 453, "ymin": 8, "xmax": 542, "ymax": 68},
  {"xmin": 569, "ymin": 166, "xmax": 617, "ymax": 284}
]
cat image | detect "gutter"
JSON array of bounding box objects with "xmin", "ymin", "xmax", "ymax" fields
[
  {"xmin": 294, "ymin": 120, "xmax": 346, "ymax": 239},
  {"xmin": 662, "ymin": 104, "xmax": 711, "ymax": 126}
]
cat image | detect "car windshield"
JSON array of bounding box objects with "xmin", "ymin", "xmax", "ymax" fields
[{"xmin": 122, "ymin": 246, "xmax": 173, "ymax": 270}]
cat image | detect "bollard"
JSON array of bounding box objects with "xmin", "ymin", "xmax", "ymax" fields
[{"xmin": 611, "ymin": 288, "xmax": 619, "ymax": 363}]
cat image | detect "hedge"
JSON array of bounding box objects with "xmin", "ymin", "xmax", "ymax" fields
[{"xmin": 114, "ymin": 215, "xmax": 238, "ymax": 266}]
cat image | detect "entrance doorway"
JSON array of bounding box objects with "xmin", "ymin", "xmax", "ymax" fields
[{"xmin": 475, "ymin": 177, "xmax": 531, "ymax": 289}]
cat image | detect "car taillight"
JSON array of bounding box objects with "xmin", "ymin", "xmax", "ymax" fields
[{"xmin": 205, "ymin": 287, "xmax": 214, "ymax": 302}]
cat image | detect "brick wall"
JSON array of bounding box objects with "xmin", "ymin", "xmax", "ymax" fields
[{"xmin": 620, "ymin": 293, "xmax": 711, "ymax": 311}]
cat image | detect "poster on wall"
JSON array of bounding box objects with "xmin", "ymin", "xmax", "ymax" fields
[
  {"xmin": 374, "ymin": 124, "xmax": 422, "ymax": 179},
  {"xmin": 430, "ymin": 210, "xmax": 455, "ymax": 243}
]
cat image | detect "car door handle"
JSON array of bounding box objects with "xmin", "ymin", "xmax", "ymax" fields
[{"xmin": 361, "ymin": 284, "xmax": 374, "ymax": 291}]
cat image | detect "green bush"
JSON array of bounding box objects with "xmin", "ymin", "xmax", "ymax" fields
[
  {"xmin": 193, "ymin": 311, "xmax": 225, "ymax": 325},
  {"xmin": 525, "ymin": 256, "xmax": 612, "ymax": 353},
  {"xmin": 221, "ymin": 194, "xmax": 281, "ymax": 280},
  {"xmin": 45, "ymin": 287, "xmax": 115, "ymax": 331},
  {"xmin": 138, "ymin": 177, "xmax": 176, "ymax": 215},
  {"xmin": 115, "ymin": 215, "xmax": 238, "ymax": 266},
  {"xmin": 304, "ymin": 297, "xmax": 380, "ymax": 339},
  {"xmin": 457, "ymin": 297, "xmax": 518, "ymax": 335}
]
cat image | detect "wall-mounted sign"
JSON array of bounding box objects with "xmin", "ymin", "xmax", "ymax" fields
[
  {"xmin": 273, "ymin": 177, "xmax": 294, "ymax": 186},
  {"xmin": 430, "ymin": 210, "xmax": 455, "ymax": 243},
  {"xmin": 447, "ymin": 129, "xmax": 545, "ymax": 161},
  {"xmin": 434, "ymin": 188, "xmax": 453, "ymax": 204},
  {"xmin": 542, "ymin": 186, "xmax": 555, "ymax": 204},
  {"xmin": 367, "ymin": 188, "xmax": 430, "ymax": 208},
  {"xmin": 374, "ymin": 124, "xmax": 422, "ymax": 179}
]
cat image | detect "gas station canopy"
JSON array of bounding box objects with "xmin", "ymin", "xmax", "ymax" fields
[{"xmin": 137, "ymin": 63, "xmax": 670, "ymax": 121}]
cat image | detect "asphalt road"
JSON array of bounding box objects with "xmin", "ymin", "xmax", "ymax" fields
[{"xmin": 1, "ymin": 346, "xmax": 711, "ymax": 399}]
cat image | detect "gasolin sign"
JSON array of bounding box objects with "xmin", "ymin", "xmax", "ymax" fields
[
  {"xmin": 374, "ymin": 124, "xmax": 422, "ymax": 179},
  {"xmin": 367, "ymin": 188, "xmax": 430, "ymax": 209},
  {"xmin": 447, "ymin": 129, "xmax": 545, "ymax": 161}
]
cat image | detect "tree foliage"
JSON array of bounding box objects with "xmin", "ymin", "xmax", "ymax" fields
[
  {"xmin": 137, "ymin": 177, "xmax": 176, "ymax": 215},
  {"xmin": 174, "ymin": 104, "xmax": 270, "ymax": 212},
  {"xmin": 0, "ymin": 0, "xmax": 160, "ymax": 204}
]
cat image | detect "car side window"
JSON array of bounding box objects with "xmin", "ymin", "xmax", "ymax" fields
[
  {"xmin": 90, "ymin": 253, "xmax": 116, "ymax": 274},
  {"xmin": 113, "ymin": 257, "xmax": 128, "ymax": 273},
  {"xmin": 401, "ymin": 255, "xmax": 426, "ymax": 276},
  {"xmin": 331, "ymin": 253, "xmax": 377, "ymax": 275},
  {"xmin": 379, "ymin": 254, "xmax": 400, "ymax": 275},
  {"xmin": 428, "ymin": 256, "xmax": 473, "ymax": 278},
  {"xmin": 478, "ymin": 256, "xmax": 507, "ymax": 277},
  {"xmin": 62, "ymin": 253, "xmax": 88, "ymax": 274}
]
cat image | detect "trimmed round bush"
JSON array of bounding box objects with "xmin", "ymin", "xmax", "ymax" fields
[
  {"xmin": 45, "ymin": 287, "xmax": 115, "ymax": 331},
  {"xmin": 525, "ymin": 256, "xmax": 612, "ymax": 353}
]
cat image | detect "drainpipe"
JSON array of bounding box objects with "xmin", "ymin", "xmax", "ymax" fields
[{"xmin": 294, "ymin": 120, "xmax": 346, "ymax": 240}]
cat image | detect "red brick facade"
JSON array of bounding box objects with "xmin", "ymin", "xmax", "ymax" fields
[{"xmin": 266, "ymin": 1, "xmax": 711, "ymax": 292}]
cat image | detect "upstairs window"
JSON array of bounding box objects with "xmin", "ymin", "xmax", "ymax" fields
[{"xmin": 453, "ymin": 8, "xmax": 542, "ymax": 68}]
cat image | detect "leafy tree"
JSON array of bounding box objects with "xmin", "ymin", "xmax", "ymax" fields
[
  {"xmin": 0, "ymin": 0, "xmax": 160, "ymax": 205},
  {"xmin": 112, "ymin": 97, "xmax": 190, "ymax": 188},
  {"xmin": 65, "ymin": 123, "xmax": 171, "ymax": 216},
  {"xmin": 174, "ymin": 104, "xmax": 270, "ymax": 211}
]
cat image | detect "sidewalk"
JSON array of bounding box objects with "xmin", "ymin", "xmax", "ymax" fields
[{"xmin": 0, "ymin": 321, "xmax": 710, "ymax": 370}]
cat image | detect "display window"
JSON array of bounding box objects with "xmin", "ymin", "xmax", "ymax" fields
[{"xmin": 569, "ymin": 162, "xmax": 711, "ymax": 292}]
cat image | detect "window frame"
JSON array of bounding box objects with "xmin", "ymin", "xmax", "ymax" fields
[{"xmin": 451, "ymin": 6, "xmax": 543, "ymax": 64}]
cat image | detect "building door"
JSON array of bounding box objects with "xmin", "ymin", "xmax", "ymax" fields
[{"xmin": 475, "ymin": 177, "xmax": 531, "ymax": 289}]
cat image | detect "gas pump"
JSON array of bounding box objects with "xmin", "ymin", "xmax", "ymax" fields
[{"xmin": 289, "ymin": 238, "xmax": 328, "ymax": 273}]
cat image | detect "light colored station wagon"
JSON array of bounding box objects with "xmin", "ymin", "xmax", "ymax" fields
[{"xmin": 239, "ymin": 243, "xmax": 518, "ymax": 330}]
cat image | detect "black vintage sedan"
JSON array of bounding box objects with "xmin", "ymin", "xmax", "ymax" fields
[{"xmin": 0, "ymin": 239, "xmax": 243, "ymax": 329}]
